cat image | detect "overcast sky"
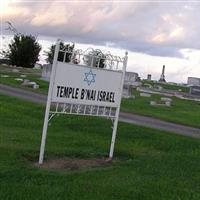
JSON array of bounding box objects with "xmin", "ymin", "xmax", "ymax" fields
[{"xmin": 1, "ymin": 0, "xmax": 200, "ymax": 82}]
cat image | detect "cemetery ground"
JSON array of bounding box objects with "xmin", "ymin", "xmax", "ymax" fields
[
  {"xmin": 0, "ymin": 65, "xmax": 48, "ymax": 94},
  {"xmin": 121, "ymin": 91, "xmax": 200, "ymax": 128},
  {"xmin": 1, "ymin": 64, "xmax": 199, "ymax": 129},
  {"xmin": 1, "ymin": 94, "xmax": 200, "ymax": 200},
  {"xmin": 142, "ymin": 80, "xmax": 190, "ymax": 93}
]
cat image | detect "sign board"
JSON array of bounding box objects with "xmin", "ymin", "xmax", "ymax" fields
[
  {"xmin": 52, "ymin": 62, "xmax": 123, "ymax": 107},
  {"xmin": 39, "ymin": 40, "xmax": 128, "ymax": 164}
]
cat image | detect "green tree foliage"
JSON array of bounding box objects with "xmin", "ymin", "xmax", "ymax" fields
[
  {"xmin": 6, "ymin": 34, "xmax": 41, "ymax": 68},
  {"xmin": 83, "ymin": 49, "xmax": 106, "ymax": 68},
  {"xmin": 93, "ymin": 50, "xmax": 106, "ymax": 68},
  {"xmin": 45, "ymin": 42, "xmax": 74, "ymax": 64}
]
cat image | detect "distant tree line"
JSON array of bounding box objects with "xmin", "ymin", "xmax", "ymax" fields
[{"xmin": 2, "ymin": 22, "xmax": 106, "ymax": 69}]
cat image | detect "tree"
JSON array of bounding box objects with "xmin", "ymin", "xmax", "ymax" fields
[
  {"xmin": 83, "ymin": 49, "xmax": 106, "ymax": 68},
  {"xmin": 3, "ymin": 22, "xmax": 41, "ymax": 68},
  {"xmin": 45, "ymin": 42, "xmax": 74, "ymax": 64},
  {"xmin": 6, "ymin": 34, "xmax": 41, "ymax": 68}
]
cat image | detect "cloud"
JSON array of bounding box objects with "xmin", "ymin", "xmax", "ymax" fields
[
  {"xmin": 31, "ymin": 4, "xmax": 73, "ymax": 27},
  {"xmin": 2, "ymin": 1, "xmax": 200, "ymax": 59}
]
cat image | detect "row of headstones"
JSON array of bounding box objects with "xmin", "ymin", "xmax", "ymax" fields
[
  {"xmin": 140, "ymin": 93, "xmax": 172, "ymax": 107},
  {"xmin": 150, "ymin": 98, "xmax": 172, "ymax": 107},
  {"xmin": 21, "ymin": 79, "xmax": 39, "ymax": 89},
  {"xmin": 143, "ymin": 83, "xmax": 163, "ymax": 90},
  {"xmin": 1, "ymin": 74, "xmax": 39, "ymax": 89},
  {"xmin": 143, "ymin": 83, "xmax": 183, "ymax": 92}
]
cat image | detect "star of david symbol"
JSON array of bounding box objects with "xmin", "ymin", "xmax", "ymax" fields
[{"xmin": 84, "ymin": 69, "xmax": 96, "ymax": 86}]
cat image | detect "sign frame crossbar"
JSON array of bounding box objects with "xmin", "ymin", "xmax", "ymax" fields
[{"xmin": 48, "ymin": 104, "xmax": 117, "ymax": 119}]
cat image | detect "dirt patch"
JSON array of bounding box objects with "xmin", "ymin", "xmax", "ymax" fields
[{"xmin": 34, "ymin": 158, "xmax": 113, "ymax": 171}]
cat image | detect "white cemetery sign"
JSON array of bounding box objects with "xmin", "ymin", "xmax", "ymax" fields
[
  {"xmin": 39, "ymin": 39, "xmax": 128, "ymax": 164},
  {"xmin": 52, "ymin": 63, "xmax": 122, "ymax": 107}
]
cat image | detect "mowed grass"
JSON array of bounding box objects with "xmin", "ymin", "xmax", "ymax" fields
[
  {"xmin": 121, "ymin": 91, "xmax": 200, "ymax": 128},
  {"xmin": 1, "ymin": 95, "xmax": 200, "ymax": 199}
]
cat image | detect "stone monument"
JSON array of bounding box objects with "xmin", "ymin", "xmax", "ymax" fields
[
  {"xmin": 41, "ymin": 64, "xmax": 52, "ymax": 81},
  {"xmin": 159, "ymin": 65, "xmax": 166, "ymax": 82},
  {"xmin": 147, "ymin": 74, "xmax": 151, "ymax": 81}
]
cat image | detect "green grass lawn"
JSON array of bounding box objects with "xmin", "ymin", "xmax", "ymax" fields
[
  {"xmin": 121, "ymin": 91, "xmax": 200, "ymax": 128},
  {"xmin": 1, "ymin": 94, "xmax": 200, "ymax": 199}
]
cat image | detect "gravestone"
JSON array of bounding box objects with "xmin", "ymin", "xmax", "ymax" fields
[
  {"xmin": 1, "ymin": 75, "xmax": 9, "ymax": 78},
  {"xmin": 147, "ymin": 74, "xmax": 151, "ymax": 81},
  {"xmin": 15, "ymin": 78, "xmax": 23, "ymax": 81},
  {"xmin": 123, "ymin": 85, "xmax": 131, "ymax": 98},
  {"xmin": 21, "ymin": 79, "xmax": 39, "ymax": 89},
  {"xmin": 41, "ymin": 64, "xmax": 52, "ymax": 81},
  {"xmin": 21, "ymin": 79, "xmax": 30, "ymax": 85},
  {"xmin": 124, "ymin": 71, "xmax": 139, "ymax": 85},
  {"xmin": 165, "ymin": 101, "xmax": 171, "ymax": 106},
  {"xmin": 150, "ymin": 101, "xmax": 156, "ymax": 106},
  {"xmin": 140, "ymin": 93, "xmax": 151, "ymax": 97},
  {"xmin": 12, "ymin": 69, "xmax": 19, "ymax": 73},
  {"xmin": 161, "ymin": 97, "xmax": 172, "ymax": 102},
  {"xmin": 33, "ymin": 84, "xmax": 39, "ymax": 89},
  {"xmin": 190, "ymin": 86, "xmax": 200, "ymax": 96},
  {"xmin": 150, "ymin": 100, "xmax": 171, "ymax": 107}
]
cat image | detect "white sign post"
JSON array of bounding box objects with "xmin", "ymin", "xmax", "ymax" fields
[
  {"xmin": 39, "ymin": 40, "xmax": 61, "ymax": 164},
  {"xmin": 39, "ymin": 40, "xmax": 128, "ymax": 164},
  {"xmin": 109, "ymin": 52, "xmax": 127, "ymax": 158}
]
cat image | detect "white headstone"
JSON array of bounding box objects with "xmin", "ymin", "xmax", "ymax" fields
[
  {"xmin": 161, "ymin": 97, "xmax": 172, "ymax": 102},
  {"xmin": 15, "ymin": 78, "xmax": 23, "ymax": 81},
  {"xmin": 140, "ymin": 93, "xmax": 151, "ymax": 97},
  {"xmin": 1, "ymin": 75, "xmax": 9, "ymax": 78},
  {"xmin": 12, "ymin": 69, "xmax": 19, "ymax": 73}
]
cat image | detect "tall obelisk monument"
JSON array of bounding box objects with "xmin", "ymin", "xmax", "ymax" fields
[{"xmin": 159, "ymin": 65, "xmax": 166, "ymax": 82}]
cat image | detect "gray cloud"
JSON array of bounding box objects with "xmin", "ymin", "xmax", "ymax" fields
[{"xmin": 2, "ymin": 1, "xmax": 200, "ymax": 58}]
